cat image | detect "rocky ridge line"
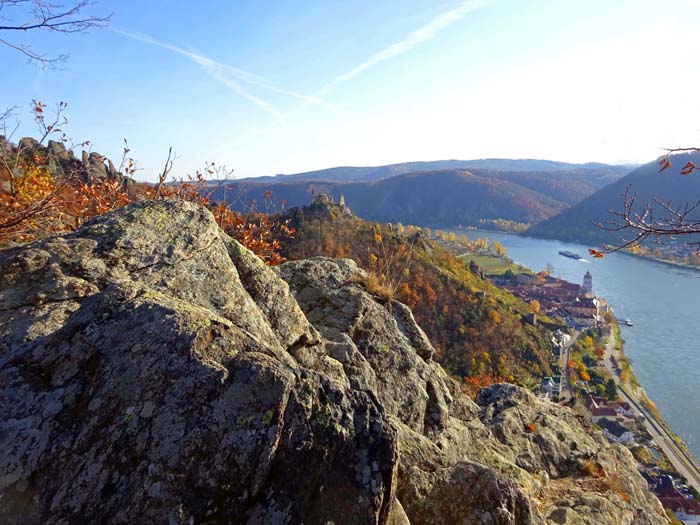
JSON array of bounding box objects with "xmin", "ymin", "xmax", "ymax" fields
[{"xmin": 0, "ymin": 200, "xmax": 668, "ymax": 524}]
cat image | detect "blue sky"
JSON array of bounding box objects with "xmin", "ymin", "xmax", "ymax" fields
[{"xmin": 2, "ymin": 0, "xmax": 700, "ymax": 181}]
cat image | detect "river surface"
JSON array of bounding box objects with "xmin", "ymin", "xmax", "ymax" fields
[{"xmin": 453, "ymin": 230, "xmax": 700, "ymax": 460}]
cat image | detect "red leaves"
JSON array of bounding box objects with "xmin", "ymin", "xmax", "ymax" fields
[
  {"xmin": 588, "ymin": 248, "xmax": 605, "ymax": 258},
  {"xmin": 660, "ymin": 157, "xmax": 698, "ymax": 175},
  {"xmin": 681, "ymin": 161, "xmax": 696, "ymax": 175}
]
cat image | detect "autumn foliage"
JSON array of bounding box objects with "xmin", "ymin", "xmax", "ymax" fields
[
  {"xmin": 461, "ymin": 374, "xmax": 505, "ymax": 399},
  {"xmin": 0, "ymin": 101, "xmax": 292, "ymax": 264},
  {"xmin": 280, "ymin": 202, "xmax": 558, "ymax": 383}
]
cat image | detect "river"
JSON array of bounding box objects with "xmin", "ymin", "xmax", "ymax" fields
[{"xmin": 455, "ymin": 230, "xmax": 700, "ymax": 461}]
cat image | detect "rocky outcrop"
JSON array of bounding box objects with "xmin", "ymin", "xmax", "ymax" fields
[
  {"xmin": 10, "ymin": 136, "xmax": 128, "ymax": 186},
  {"xmin": 0, "ymin": 200, "xmax": 668, "ymax": 524}
]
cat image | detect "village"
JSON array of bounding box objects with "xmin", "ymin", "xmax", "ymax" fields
[
  {"xmin": 489, "ymin": 265, "xmax": 700, "ymax": 524},
  {"xmin": 431, "ymin": 231, "xmax": 700, "ymax": 522},
  {"xmin": 491, "ymin": 268, "xmax": 610, "ymax": 330}
]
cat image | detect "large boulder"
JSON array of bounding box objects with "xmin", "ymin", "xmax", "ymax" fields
[{"xmin": 0, "ymin": 200, "xmax": 668, "ymax": 524}]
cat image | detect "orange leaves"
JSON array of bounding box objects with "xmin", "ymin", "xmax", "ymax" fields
[
  {"xmin": 72, "ymin": 179, "xmax": 132, "ymax": 222},
  {"xmin": 461, "ymin": 374, "xmax": 505, "ymax": 399},
  {"xmin": 223, "ymin": 212, "xmax": 295, "ymax": 266},
  {"xmin": 681, "ymin": 161, "xmax": 697, "ymax": 175},
  {"xmin": 588, "ymin": 248, "xmax": 605, "ymax": 258},
  {"xmin": 32, "ymin": 99, "xmax": 45, "ymax": 115},
  {"xmin": 659, "ymin": 156, "xmax": 698, "ymax": 175},
  {"xmin": 0, "ymin": 157, "xmax": 137, "ymax": 245},
  {"xmin": 155, "ymin": 180, "xmax": 293, "ymax": 266}
]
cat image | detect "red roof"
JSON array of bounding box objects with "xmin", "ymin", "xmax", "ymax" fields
[
  {"xmin": 591, "ymin": 407, "xmax": 617, "ymax": 417},
  {"xmin": 562, "ymin": 282, "xmax": 581, "ymax": 292},
  {"xmin": 659, "ymin": 496, "xmax": 700, "ymax": 514}
]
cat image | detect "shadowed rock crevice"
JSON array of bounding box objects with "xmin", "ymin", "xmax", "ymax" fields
[{"xmin": 0, "ymin": 200, "xmax": 668, "ymax": 524}]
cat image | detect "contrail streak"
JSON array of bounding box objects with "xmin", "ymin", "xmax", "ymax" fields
[
  {"xmin": 318, "ymin": 0, "xmax": 489, "ymax": 95},
  {"xmin": 112, "ymin": 28, "xmax": 339, "ymax": 118}
]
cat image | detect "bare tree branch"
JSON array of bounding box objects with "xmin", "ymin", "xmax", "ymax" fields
[
  {"xmin": 597, "ymin": 153, "xmax": 700, "ymax": 254},
  {"xmin": 0, "ymin": 1, "xmax": 110, "ymax": 67}
]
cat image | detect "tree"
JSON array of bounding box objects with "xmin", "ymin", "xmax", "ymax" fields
[
  {"xmin": 0, "ymin": 1, "xmax": 110, "ymax": 67},
  {"xmin": 598, "ymin": 148, "xmax": 700, "ymax": 254},
  {"xmin": 605, "ymin": 378, "xmax": 618, "ymax": 401},
  {"xmin": 529, "ymin": 300, "xmax": 540, "ymax": 314}
]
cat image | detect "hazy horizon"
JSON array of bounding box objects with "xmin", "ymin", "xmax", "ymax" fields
[{"xmin": 3, "ymin": 0, "xmax": 700, "ymax": 181}]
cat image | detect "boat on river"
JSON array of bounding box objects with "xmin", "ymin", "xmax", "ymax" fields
[{"xmin": 559, "ymin": 250, "xmax": 583, "ymax": 260}]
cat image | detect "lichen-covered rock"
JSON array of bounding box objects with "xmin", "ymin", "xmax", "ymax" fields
[{"xmin": 0, "ymin": 200, "xmax": 668, "ymax": 524}]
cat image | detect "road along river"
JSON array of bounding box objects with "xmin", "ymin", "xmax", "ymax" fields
[{"xmin": 450, "ymin": 229, "xmax": 700, "ymax": 461}]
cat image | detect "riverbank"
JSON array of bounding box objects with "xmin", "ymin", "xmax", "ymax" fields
[
  {"xmin": 618, "ymin": 248, "xmax": 700, "ymax": 273},
  {"xmin": 440, "ymin": 232, "xmax": 700, "ymax": 494},
  {"xmin": 603, "ymin": 323, "xmax": 700, "ymax": 494}
]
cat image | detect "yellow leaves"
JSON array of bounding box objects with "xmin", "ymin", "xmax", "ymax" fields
[
  {"xmin": 369, "ymin": 253, "xmax": 378, "ymax": 267},
  {"xmin": 487, "ymin": 309, "xmax": 501, "ymax": 324},
  {"xmin": 374, "ymin": 232, "xmax": 382, "ymax": 244},
  {"xmin": 14, "ymin": 166, "xmax": 54, "ymax": 204}
]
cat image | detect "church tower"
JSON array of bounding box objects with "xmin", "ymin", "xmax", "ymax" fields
[{"xmin": 581, "ymin": 270, "xmax": 593, "ymax": 296}]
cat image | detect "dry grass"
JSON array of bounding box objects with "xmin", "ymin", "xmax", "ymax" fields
[
  {"xmin": 606, "ymin": 475, "xmax": 630, "ymax": 502},
  {"xmin": 579, "ymin": 459, "xmax": 605, "ymax": 478},
  {"xmin": 361, "ymin": 271, "xmax": 397, "ymax": 301}
]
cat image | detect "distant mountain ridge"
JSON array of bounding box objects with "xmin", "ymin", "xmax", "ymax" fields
[
  {"xmin": 209, "ymin": 160, "xmax": 634, "ymax": 228},
  {"xmin": 528, "ymin": 152, "xmax": 700, "ymax": 245},
  {"xmin": 234, "ymin": 158, "xmax": 632, "ymax": 184}
]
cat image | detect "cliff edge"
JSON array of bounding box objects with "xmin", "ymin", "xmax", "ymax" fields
[{"xmin": 0, "ymin": 200, "xmax": 667, "ymax": 524}]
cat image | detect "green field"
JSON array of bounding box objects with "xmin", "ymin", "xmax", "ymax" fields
[{"xmin": 457, "ymin": 253, "xmax": 531, "ymax": 276}]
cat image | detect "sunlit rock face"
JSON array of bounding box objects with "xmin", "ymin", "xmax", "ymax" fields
[{"xmin": 0, "ymin": 200, "xmax": 667, "ymax": 524}]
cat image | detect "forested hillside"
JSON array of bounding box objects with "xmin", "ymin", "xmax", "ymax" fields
[
  {"xmin": 529, "ymin": 152, "xmax": 700, "ymax": 246},
  {"xmin": 211, "ymin": 165, "xmax": 632, "ymax": 229},
  {"xmin": 279, "ymin": 197, "xmax": 564, "ymax": 388},
  {"xmin": 239, "ymin": 158, "xmax": 630, "ymax": 184}
]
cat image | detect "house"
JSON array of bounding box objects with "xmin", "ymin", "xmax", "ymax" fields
[
  {"xmin": 541, "ymin": 376, "xmax": 560, "ymax": 395},
  {"xmin": 567, "ymin": 297, "xmax": 599, "ymax": 318},
  {"xmin": 590, "ymin": 406, "xmax": 618, "ymax": 423},
  {"xmin": 569, "ymin": 314, "xmax": 597, "ymax": 329},
  {"xmin": 585, "ymin": 395, "xmax": 608, "ymax": 410},
  {"xmin": 610, "ymin": 355, "xmax": 620, "ymax": 371},
  {"xmin": 598, "ymin": 419, "xmax": 635, "ymax": 444},
  {"xmin": 597, "ymin": 298, "xmax": 610, "ymax": 314},
  {"xmin": 654, "ymin": 475, "xmax": 681, "ymax": 497},
  {"xmin": 516, "ymin": 273, "xmax": 539, "ymax": 285},
  {"xmin": 674, "ymin": 509, "xmax": 700, "ymax": 525},
  {"xmin": 610, "ymin": 401, "xmax": 635, "ymax": 418},
  {"xmin": 659, "ymin": 496, "xmax": 700, "ymax": 518}
]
